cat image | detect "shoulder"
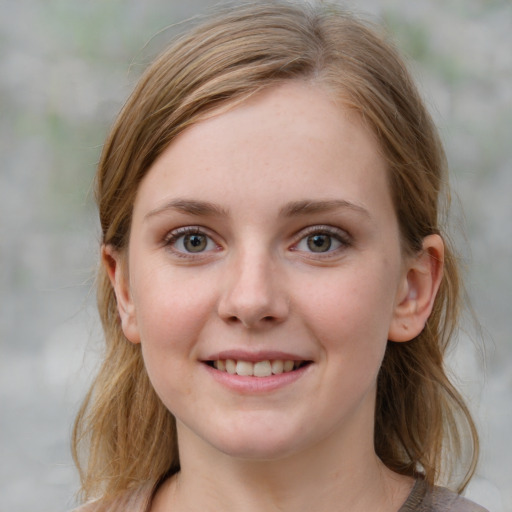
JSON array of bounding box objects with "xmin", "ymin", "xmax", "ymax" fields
[
  {"xmin": 71, "ymin": 482, "xmax": 155, "ymax": 512},
  {"xmin": 429, "ymin": 485, "xmax": 489, "ymax": 512},
  {"xmin": 400, "ymin": 479, "xmax": 489, "ymax": 512}
]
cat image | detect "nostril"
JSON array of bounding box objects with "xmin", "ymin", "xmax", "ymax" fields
[{"xmin": 225, "ymin": 314, "xmax": 277, "ymax": 328}]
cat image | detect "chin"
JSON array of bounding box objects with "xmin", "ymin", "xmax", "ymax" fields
[
  {"xmin": 176, "ymin": 408, "xmax": 325, "ymax": 462},
  {"xmin": 217, "ymin": 442, "xmax": 297, "ymax": 461},
  {"xmin": 204, "ymin": 425, "xmax": 307, "ymax": 461}
]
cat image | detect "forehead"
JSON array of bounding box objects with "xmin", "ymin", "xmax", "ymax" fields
[{"xmin": 133, "ymin": 81, "xmax": 391, "ymax": 221}]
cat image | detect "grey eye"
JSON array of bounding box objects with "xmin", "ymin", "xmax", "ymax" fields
[
  {"xmin": 169, "ymin": 231, "xmax": 216, "ymax": 254},
  {"xmin": 183, "ymin": 234, "xmax": 208, "ymax": 252},
  {"xmin": 294, "ymin": 228, "xmax": 345, "ymax": 255},
  {"xmin": 307, "ymin": 234, "xmax": 332, "ymax": 252}
]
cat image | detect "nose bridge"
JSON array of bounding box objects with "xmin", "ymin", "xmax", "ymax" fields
[{"xmin": 218, "ymin": 242, "xmax": 287, "ymax": 327}]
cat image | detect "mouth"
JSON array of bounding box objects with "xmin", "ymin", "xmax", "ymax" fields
[{"xmin": 204, "ymin": 359, "xmax": 312, "ymax": 377}]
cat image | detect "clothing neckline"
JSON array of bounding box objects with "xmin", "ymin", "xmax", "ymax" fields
[{"xmin": 398, "ymin": 478, "xmax": 428, "ymax": 511}]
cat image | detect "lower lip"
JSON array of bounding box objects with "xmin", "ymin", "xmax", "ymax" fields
[{"xmin": 202, "ymin": 363, "xmax": 311, "ymax": 393}]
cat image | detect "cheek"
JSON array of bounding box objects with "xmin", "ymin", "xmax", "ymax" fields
[
  {"xmin": 132, "ymin": 276, "xmax": 214, "ymax": 410},
  {"xmin": 132, "ymin": 265, "xmax": 213, "ymax": 341},
  {"xmin": 298, "ymin": 260, "xmax": 400, "ymax": 357},
  {"xmin": 130, "ymin": 267, "xmax": 217, "ymax": 396}
]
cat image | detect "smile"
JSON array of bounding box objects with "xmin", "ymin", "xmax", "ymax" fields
[{"xmin": 207, "ymin": 359, "xmax": 310, "ymax": 377}]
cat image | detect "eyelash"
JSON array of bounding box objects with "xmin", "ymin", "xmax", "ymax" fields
[
  {"xmin": 163, "ymin": 226, "xmax": 220, "ymax": 258},
  {"xmin": 164, "ymin": 224, "xmax": 351, "ymax": 259},
  {"xmin": 291, "ymin": 225, "xmax": 352, "ymax": 256}
]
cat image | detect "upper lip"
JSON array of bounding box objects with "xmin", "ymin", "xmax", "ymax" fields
[{"xmin": 202, "ymin": 350, "xmax": 312, "ymax": 362}]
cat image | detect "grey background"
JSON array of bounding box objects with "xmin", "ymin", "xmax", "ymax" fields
[{"xmin": 1, "ymin": 1, "xmax": 510, "ymax": 510}]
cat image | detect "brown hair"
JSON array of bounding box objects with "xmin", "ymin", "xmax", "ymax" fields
[{"xmin": 73, "ymin": 0, "xmax": 478, "ymax": 502}]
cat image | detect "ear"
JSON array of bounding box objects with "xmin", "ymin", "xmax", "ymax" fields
[
  {"xmin": 388, "ymin": 234, "xmax": 444, "ymax": 342},
  {"xmin": 102, "ymin": 244, "xmax": 141, "ymax": 344}
]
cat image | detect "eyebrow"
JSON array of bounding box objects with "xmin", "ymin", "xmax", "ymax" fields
[
  {"xmin": 145, "ymin": 199, "xmax": 229, "ymax": 221},
  {"xmin": 144, "ymin": 198, "xmax": 370, "ymax": 221},
  {"xmin": 279, "ymin": 199, "xmax": 370, "ymax": 218}
]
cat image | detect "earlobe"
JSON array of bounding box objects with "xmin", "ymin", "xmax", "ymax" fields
[
  {"xmin": 388, "ymin": 234, "xmax": 444, "ymax": 343},
  {"xmin": 102, "ymin": 245, "xmax": 141, "ymax": 344}
]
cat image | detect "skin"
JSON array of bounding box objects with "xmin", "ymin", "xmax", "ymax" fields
[{"xmin": 105, "ymin": 81, "xmax": 444, "ymax": 512}]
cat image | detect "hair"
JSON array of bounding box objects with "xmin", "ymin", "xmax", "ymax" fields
[{"xmin": 73, "ymin": 0, "xmax": 479, "ymax": 502}]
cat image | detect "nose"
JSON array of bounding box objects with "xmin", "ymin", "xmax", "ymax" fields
[{"xmin": 217, "ymin": 249, "xmax": 289, "ymax": 329}]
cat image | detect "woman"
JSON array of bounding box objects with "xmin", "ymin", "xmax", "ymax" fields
[{"xmin": 72, "ymin": 2, "xmax": 487, "ymax": 511}]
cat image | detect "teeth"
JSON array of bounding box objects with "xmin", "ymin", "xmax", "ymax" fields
[
  {"xmin": 253, "ymin": 360, "xmax": 272, "ymax": 377},
  {"xmin": 236, "ymin": 360, "xmax": 253, "ymax": 376},
  {"xmin": 284, "ymin": 360, "xmax": 294, "ymax": 372},
  {"xmin": 225, "ymin": 359, "xmax": 236, "ymax": 374},
  {"xmin": 271, "ymin": 360, "xmax": 284, "ymax": 374},
  {"xmin": 211, "ymin": 359, "xmax": 302, "ymax": 377}
]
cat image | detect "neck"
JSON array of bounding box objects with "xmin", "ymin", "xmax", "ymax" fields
[{"xmin": 153, "ymin": 421, "xmax": 413, "ymax": 512}]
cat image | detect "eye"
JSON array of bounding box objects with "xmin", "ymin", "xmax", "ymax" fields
[
  {"xmin": 293, "ymin": 226, "xmax": 350, "ymax": 255},
  {"xmin": 165, "ymin": 227, "xmax": 218, "ymax": 255},
  {"xmin": 178, "ymin": 233, "xmax": 211, "ymax": 253},
  {"xmin": 305, "ymin": 233, "xmax": 336, "ymax": 253}
]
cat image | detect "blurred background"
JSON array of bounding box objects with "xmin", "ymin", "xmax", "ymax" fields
[{"xmin": 0, "ymin": 1, "xmax": 510, "ymax": 510}]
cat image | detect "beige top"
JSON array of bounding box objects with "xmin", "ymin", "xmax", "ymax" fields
[{"xmin": 75, "ymin": 478, "xmax": 489, "ymax": 512}]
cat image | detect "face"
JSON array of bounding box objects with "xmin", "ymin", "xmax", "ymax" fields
[{"xmin": 108, "ymin": 82, "xmax": 434, "ymax": 461}]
